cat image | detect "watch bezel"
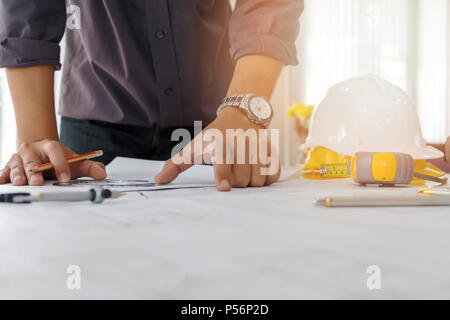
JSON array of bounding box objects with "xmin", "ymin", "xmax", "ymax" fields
[{"xmin": 246, "ymin": 95, "xmax": 273, "ymax": 121}]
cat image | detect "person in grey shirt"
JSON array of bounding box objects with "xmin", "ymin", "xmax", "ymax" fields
[{"xmin": 0, "ymin": 0, "xmax": 303, "ymax": 191}]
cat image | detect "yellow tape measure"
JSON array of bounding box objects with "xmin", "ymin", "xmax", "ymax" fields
[{"xmin": 317, "ymin": 152, "xmax": 447, "ymax": 186}]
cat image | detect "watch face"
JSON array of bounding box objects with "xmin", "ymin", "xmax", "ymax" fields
[{"xmin": 248, "ymin": 96, "xmax": 272, "ymax": 120}]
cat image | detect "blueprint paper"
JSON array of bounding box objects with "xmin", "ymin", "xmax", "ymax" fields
[{"xmin": 0, "ymin": 157, "xmax": 297, "ymax": 195}]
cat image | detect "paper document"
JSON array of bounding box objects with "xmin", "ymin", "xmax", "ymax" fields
[
  {"xmin": 106, "ymin": 156, "xmax": 298, "ymax": 184},
  {"xmin": 0, "ymin": 156, "xmax": 298, "ymax": 195}
]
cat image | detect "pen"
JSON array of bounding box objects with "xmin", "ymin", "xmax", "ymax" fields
[
  {"xmin": 314, "ymin": 195, "xmax": 450, "ymax": 207},
  {"xmin": 417, "ymin": 187, "xmax": 450, "ymax": 196},
  {"xmin": 35, "ymin": 150, "xmax": 104, "ymax": 172}
]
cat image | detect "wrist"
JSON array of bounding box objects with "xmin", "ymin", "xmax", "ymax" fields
[
  {"xmin": 217, "ymin": 105, "xmax": 265, "ymax": 129},
  {"xmin": 18, "ymin": 125, "xmax": 59, "ymax": 145},
  {"xmin": 217, "ymin": 104, "xmax": 249, "ymax": 120}
]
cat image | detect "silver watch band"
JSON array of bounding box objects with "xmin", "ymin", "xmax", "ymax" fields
[
  {"xmin": 220, "ymin": 94, "xmax": 246, "ymax": 108},
  {"xmin": 216, "ymin": 94, "xmax": 250, "ymax": 117}
]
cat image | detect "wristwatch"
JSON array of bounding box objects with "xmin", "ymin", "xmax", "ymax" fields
[{"xmin": 216, "ymin": 94, "xmax": 274, "ymax": 128}]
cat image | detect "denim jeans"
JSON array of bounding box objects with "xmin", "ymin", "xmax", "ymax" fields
[{"xmin": 60, "ymin": 117, "xmax": 195, "ymax": 165}]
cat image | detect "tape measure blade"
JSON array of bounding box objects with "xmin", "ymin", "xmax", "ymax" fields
[{"xmin": 320, "ymin": 163, "xmax": 350, "ymax": 178}]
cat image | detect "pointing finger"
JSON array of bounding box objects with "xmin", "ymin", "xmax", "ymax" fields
[
  {"xmin": 154, "ymin": 139, "xmax": 196, "ymax": 184},
  {"xmin": 154, "ymin": 158, "xmax": 194, "ymax": 185}
]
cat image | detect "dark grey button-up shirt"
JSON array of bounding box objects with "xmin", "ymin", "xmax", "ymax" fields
[{"xmin": 0, "ymin": 0, "xmax": 303, "ymax": 127}]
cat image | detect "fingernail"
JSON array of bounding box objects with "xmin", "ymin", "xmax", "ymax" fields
[
  {"xmin": 60, "ymin": 173, "xmax": 70, "ymax": 182},
  {"xmin": 94, "ymin": 163, "xmax": 104, "ymax": 170},
  {"xmin": 30, "ymin": 175, "xmax": 41, "ymax": 185},
  {"xmin": 92, "ymin": 164, "xmax": 106, "ymax": 178},
  {"xmin": 13, "ymin": 176, "xmax": 23, "ymax": 184},
  {"xmin": 220, "ymin": 179, "xmax": 230, "ymax": 190}
]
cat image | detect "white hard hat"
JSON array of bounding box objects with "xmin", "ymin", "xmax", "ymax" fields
[{"xmin": 304, "ymin": 75, "xmax": 444, "ymax": 159}]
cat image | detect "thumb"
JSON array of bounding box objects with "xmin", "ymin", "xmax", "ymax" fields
[{"xmin": 71, "ymin": 160, "xmax": 107, "ymax": 180}]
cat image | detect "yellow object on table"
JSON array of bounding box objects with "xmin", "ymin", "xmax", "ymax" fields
[
  {"xmin": 287, "ymin": 104, "xmax": 314, "ymax": 121},
  {"xmin": 302, "ymin": 146, "xmax": 446, "ymax": 186}
]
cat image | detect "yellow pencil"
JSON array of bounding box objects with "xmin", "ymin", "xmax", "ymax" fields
[{"xmin": 36, "ymin": 150, "xmax": 104, "ymax": 172}]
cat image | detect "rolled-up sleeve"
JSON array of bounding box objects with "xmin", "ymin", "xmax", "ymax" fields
[
  {"xmin": 229, "ymin": 0, "xmax": 304, "ymax": 66},
  {"xmin": 0, "ymin": 0, "xmax": 66, "ymax": 69}
]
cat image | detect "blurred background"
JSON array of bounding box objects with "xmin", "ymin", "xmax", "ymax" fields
[{"xmin": 1, "ymin": 0, "xmax": 450, "ymax": 166}]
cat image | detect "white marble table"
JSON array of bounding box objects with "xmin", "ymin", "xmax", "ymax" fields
[{"xmin": 0, "ymin": 158, "xmax": 449, "ymax": 299}]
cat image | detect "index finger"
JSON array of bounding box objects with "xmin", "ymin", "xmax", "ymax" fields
[
  {"xmin": 155, "ymin": 129, "xmax": 219, "ymax": 184},
  {"xmin": 154, "ymin": 134, "xmax": 200, "ymax": 184},
  {"xmin": 154, "ymin": 157, "xmax": 194, "ymax": 185},
  {"xmin": 42, "ymin": 141, "xmax": 71, "ymax": 182}
]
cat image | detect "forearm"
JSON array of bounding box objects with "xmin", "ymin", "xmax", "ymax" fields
[
  {"xmin": 227, "ymin": 55, "xmax": 283, "ymax": 99},
  {"xmin": 447, "ymin": 137, "xmax": 450, "ymax": 162},
  {"xmin": 156, "ymin": 54, "xmax": 284, "ymax": 189},
  {"xmin": 6, "ymin": 65, "xmax": 58, "ymax": 144},
  {"xmin": 429, "ymin": 141, "xmax": 450, "ymax": 162}
]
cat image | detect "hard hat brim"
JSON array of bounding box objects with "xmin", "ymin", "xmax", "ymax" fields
[{"xmin": 418, "ymin": 145, "xmax": 445, "ymax": 160}]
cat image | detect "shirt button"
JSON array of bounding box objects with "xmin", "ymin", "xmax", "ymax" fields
[
  {"xmin": 155, "ymin": 30, "xmax": 165, "ymax": 39},
  {"xmin": 165, "ymin": 88, "xmax": 174, "ymax": 96}
]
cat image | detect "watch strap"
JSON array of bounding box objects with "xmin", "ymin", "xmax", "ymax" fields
[
  {"xmin": 220, "ymin": 94, "xmax": 246, "ymax": 108},
  {"xmin": 217, "ymin": 94, "xmax": 250, "ymax": 117}
]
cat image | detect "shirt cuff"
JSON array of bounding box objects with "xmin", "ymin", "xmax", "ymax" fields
[
  {"xmin": 230, "ymin": 34, "xmax": 299, "ymax": 66},
  {"xmin": 0, "ymin": 37, "xmax": 61, "ymax": 69}
]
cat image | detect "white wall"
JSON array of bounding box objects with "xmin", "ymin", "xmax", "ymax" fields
[
  {"xmin": 416, "ymin": 0, "xmax": 450, "ymax": 143},
  {"xmin": 0, "ymin": 71, "xmax": 16, "ymax": 167},
  {"xmin": 272, "ymin": 0, "xmax": 450, "ymax": 166}
]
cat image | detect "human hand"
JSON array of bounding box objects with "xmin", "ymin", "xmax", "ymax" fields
[
  {"xmin": 155, "ymin": 107, "xmax": 280, "ymax": 191},
  {"xmin": 446, "ymin": 136, "xmax": 450, "ymax": 163},
  {"xmin": 0, "ymin": 139, "xmax": 106, "ymax": 186}
]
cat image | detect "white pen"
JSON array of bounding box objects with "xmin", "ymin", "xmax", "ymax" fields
[{"xmin": 315, "ymin": 194, "xmax": 450, "ymax": 208}]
